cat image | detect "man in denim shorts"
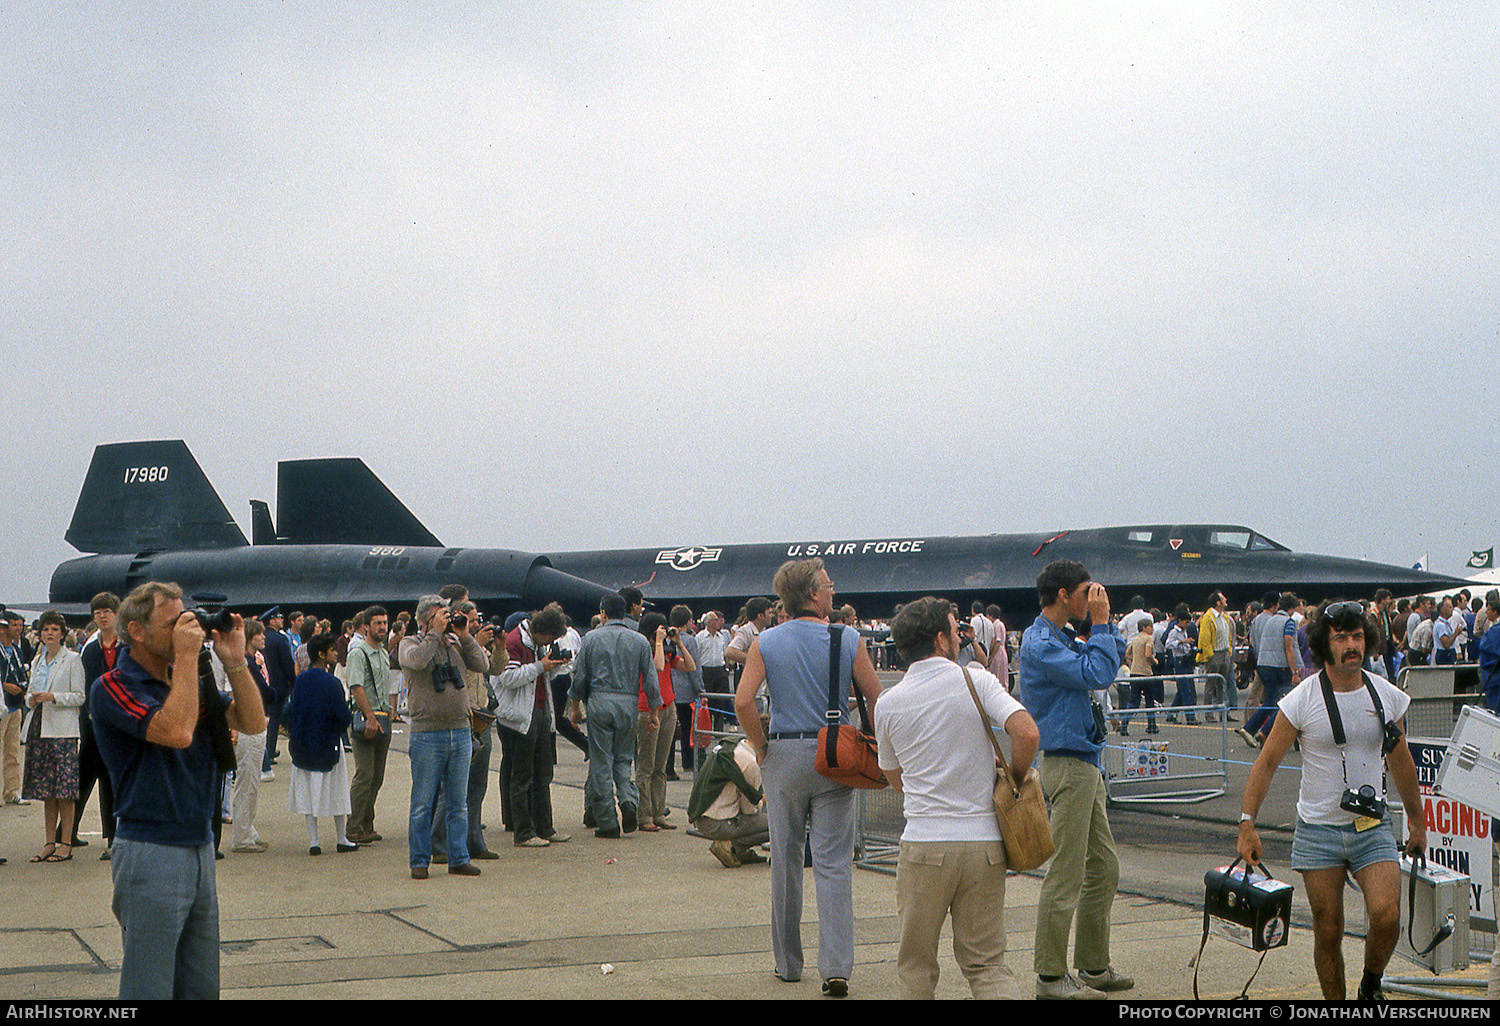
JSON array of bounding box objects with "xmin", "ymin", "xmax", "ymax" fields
[{"xmin": 1237, "ymin": 600, "xmax": 1425, "ymax": 1001}]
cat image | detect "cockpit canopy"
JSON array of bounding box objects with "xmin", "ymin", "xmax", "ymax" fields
[{"xmin": 1106, "ymin": 526, "xmax": 1288, "ymax": 552}]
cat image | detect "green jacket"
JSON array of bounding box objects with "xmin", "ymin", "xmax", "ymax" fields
[{"xmin": 687, "ymin": 737, "xmax": 762, "ymax": 821}]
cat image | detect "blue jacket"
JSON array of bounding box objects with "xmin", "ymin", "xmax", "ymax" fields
[
  {"xmin": 264, "ymin": 628, "xmax": 297, "ymax": 700},
  {"xmin": 1478, "ymin": 622, "xmax": 1500, "ymax": 713},
  {"xmin": 286, "ymin": 668, "xmax": 351, "ymax": 773},
  {"xmin": 1019, "ymin": 614, "xmax": 1125, "ymax": 766}
]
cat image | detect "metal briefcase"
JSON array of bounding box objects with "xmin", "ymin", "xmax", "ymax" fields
[
  {"xmin": 1434, "ymin": 705, "xmax": 1500, "ymax": 818},
  {"xmin": 1204, "ymin": 859, "xmax": 1294, "ymax": 951},
  {"xmin": 1395, "ymin": 854, "xmax": 1470, "ymax": 974}
]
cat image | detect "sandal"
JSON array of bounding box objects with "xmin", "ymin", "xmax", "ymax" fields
[
  {"xmin": 29, "ymin": 843, "xmax": 57, "ymax": 863},
  {"xmin": 43, "ymin": 844, "xmax": 73, "ymax": 863}
]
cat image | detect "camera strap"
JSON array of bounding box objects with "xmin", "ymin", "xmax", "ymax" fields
[
  {"xmin": 1319, "ymin": 669, "xmax": 1390, "ymax": 794},
  {"xmin": 1317, "ymin": 669, "xmax": 1392, "ymax": 747},
  {"xmin": 196, "ymin": 648, "xmax": 238, "ymax": 773}
]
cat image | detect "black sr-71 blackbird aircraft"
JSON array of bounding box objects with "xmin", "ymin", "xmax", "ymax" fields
[{"xmin": 48, "ymin": 441, "xmax": 1466, "ymax": 622}]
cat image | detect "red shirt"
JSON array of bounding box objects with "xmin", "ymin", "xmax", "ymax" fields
[{"xmin": 640, "ymin": 653, "xmax": 675, "ymax": 711}]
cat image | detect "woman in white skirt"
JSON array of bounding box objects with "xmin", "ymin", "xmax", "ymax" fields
[{"xmin": 284, "ymin": 633, "xmax": 357, "ymax": 855}]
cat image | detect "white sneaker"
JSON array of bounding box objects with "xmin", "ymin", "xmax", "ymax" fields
[
  {"xmin": 261, "ymin": 770, "xmax": 276, "ymax": 782},
  {"xmin": 1036, "ymin": 973, "xmax": 1108, "ymax": 1000}
]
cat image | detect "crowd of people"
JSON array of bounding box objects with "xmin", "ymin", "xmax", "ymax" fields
[{"xmin": 1, "ymin": 566, "xmax": 1496, "ymax": 1002}]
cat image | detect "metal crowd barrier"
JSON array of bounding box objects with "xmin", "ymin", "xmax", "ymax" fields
[
  {"xmin": 1102, "ymin": 673, "xmax": 1231, "ymax": 805},
  {"xmin": 1396, "ymin": 662, "xmax": 1484, "ymax": 699}
]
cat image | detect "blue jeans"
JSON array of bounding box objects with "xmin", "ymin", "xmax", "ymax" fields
[
  {"xmin": 1244, "ymin": 667, "xmax": 1292, "ymax": 738},
  {"xmin": 409, "ymin": 728, "xmax": 472, "ymax": 868},
  {"xmin": 1290, "ymin": 816, "xmax": 1398, "ymax": 873},
  {"xmin": 1120, "ymin": 677, "xmax": 1159, "ymax": 729},
  {"xmin": 1170, "ymin": 663, "xmax": 1198, "ymax": 723},
  {"xmin": 433, "ymin": 724, "xmax": 492, "ymax": 858}
]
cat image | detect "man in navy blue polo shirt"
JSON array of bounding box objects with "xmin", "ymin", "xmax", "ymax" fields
[{"xmin": 91, "ymin": 581, "xmax": 267, "ymax": 1000}]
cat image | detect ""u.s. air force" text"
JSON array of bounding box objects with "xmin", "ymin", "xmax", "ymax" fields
[{"xmin": 786, "ymin": 539, "xmax": 925, "ymax": 558}]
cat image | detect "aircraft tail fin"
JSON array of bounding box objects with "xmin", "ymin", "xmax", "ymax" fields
[
  {"xmin": 275, "ymin": 458, "xmax": 442, "ymax": 547},
  {"xmin": 65, "ymin": 441, "xmax": 249, "ymax": 553},
  {"xmin": 249, "ymin": 500, "xmax": 277, "ymax": 545}
]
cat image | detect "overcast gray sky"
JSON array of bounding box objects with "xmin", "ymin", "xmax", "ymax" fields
[{"xmin": 3, "ymin": 2, "xmax": 1497, "ymax": 605}]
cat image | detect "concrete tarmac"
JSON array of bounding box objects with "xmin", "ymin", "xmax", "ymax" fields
[{"xmin": 0, "ymin": 711, "xmax": 1488, "ymax": 1001}]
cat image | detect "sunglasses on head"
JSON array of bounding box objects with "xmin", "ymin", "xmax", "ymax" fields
[{"xmin": 1322, "ymin": 601, "xmax": 1367, "ymax": 626}]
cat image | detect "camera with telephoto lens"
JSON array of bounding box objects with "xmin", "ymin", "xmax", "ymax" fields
[
  {"xmin": 430, "ymin": 661, "xmax": 465, "ymax": 693},
  {"xmin": 189, "ymin": 607, "xmax": 236, "ymax": 634},
  {"xmin": 548, "ymin": 642, "xmax": 572, "ymax": 662},
  {"xmin": 1339, "ymin": 783, "xmax": 1387, "ymax": 819},
  {"xmin": 447, "ymin": 612, "xmax": 468, "ymax": 633},
  {"xmin": 187, "ymin": 594, "xmax": 235, "ymax": 635}
]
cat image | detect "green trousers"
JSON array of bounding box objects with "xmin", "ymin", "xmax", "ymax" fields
[{"xmin": 1033, "ymin": 754, "xmax": 1119, "ymax": 978}]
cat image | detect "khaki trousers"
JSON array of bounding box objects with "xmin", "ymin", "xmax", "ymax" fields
[
  {"xmin": 897, "ymin": 838, "xmax": 1020, "ymax": 999},
  {"xmin": 2, "ymin": 707, "xmax": 22, "ymax": 801},
  {"xmin": 634, "ymin": 703, "xmax": 676, "ymax": 823},
  {"xmin": 1033, "ymin": 754, "xmax": 1119, "ymax": 977},
  {"xmin": 230, "ymin": 731, "xmax": 265, "ymax": 849}
]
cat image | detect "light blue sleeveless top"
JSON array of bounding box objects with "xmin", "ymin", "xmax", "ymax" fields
[{"xmin": 758, "ymin": 620, "xmax": 861, "ymax": 735}]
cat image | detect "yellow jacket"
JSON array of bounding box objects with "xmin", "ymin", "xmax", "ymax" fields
[{"xmin": 1196, "ymin": 611, "xmax": 1217, "ymax": 665}]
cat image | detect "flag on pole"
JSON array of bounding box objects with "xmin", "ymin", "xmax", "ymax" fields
[
  {"xmin": 1467, "ymin": 548, "xmax": 1493, "ymax": 570},
  {"xmin": 1412, "ymin": 553, "xmax": 1429, "ymax": 572}
]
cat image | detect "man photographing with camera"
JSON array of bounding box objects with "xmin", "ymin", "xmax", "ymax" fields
[
  {"xmin": 496, "ymin": 602, "xmax": 571, "ymax": 847},
  {"xmin": 1018, "ymin": 559, "xmax": 1131, "ymax": 999},
  {"xmin": 89, "ymin": 581, "xmax": 266, "ymax": 1000},
  {"xmin": 400, "ymin": 594, "xmax": 496, "ymax": 878},
  {"xmin": 1238, "ymin": 599, "xmax": 1425, "ymax": 1001}
]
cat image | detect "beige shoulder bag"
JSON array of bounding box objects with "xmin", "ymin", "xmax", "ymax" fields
[{"xmin": 960, "ymin": 665, "xmax": 1054, "ymax": 872}]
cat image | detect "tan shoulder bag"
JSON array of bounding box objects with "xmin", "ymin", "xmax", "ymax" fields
[{"xmin": 960, "ymin": 665, "xmax": 1053, "ymax": 872}]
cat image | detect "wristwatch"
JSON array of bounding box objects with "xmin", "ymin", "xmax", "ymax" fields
[{"xmin": 1239, "ymin": 812, "xmax": 1255, "ymax": 825}]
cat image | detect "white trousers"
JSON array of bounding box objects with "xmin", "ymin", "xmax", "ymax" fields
[{"xmin": 231, "ymin": 731, "xmax": 266, "ymax": 848}]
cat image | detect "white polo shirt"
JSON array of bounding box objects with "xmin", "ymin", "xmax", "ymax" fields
[{"xmin": 875, "ymin": 657, "xmax": 1026, "ymax": 842}]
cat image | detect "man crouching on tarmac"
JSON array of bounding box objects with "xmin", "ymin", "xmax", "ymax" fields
[{"xmin": 1237, "ymin": 599, "xmax": 1425, "ymax": 1001}]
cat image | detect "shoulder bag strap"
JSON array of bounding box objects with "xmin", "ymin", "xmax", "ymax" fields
[
  {"xmin": 834, "ymin": 621, "xmax": 876, "ymax": 732},
  {"xmin": 824, "ymin": 625, "xmax": 844, "ymax": 768},
  {"xmin": 826, "ymin": 624, "xmax": 843, "ymax": 721},
  {"xmin": 960, "ymin": 664, "xmax": 1007, "ymax": 768}
]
